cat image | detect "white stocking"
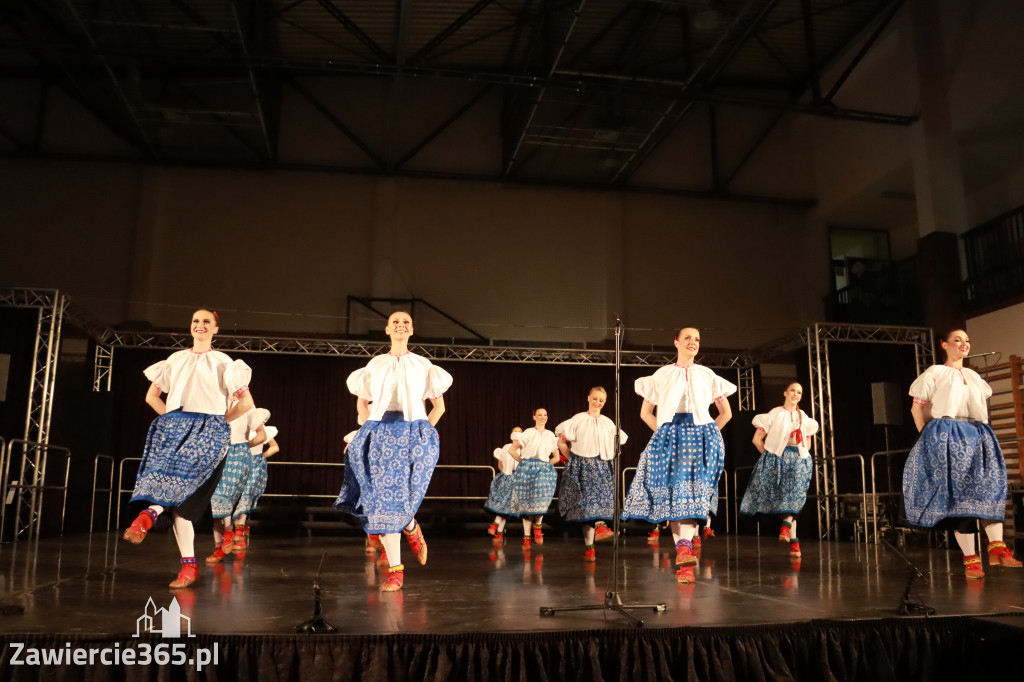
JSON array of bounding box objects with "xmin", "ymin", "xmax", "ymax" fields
[
  {"xmin": 583, "ymin": 524, "xmax": 595, "ymax": 545},
  {"xmin": 171, "ymin": 514, "xmax": 195, "ymax": 558},
  {"xmin": 954, "ymin": 531, "xmax": 976, "ymax": 556},
  {"xmin": 380, "ymin": 533, "xmax": 402, "ymax": 568}
]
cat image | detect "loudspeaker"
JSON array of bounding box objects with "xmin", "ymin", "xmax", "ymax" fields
[{"xmin": 871, "ymin": 382, "xmax": 904, "ymax": 426}]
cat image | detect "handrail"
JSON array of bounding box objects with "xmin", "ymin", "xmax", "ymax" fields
[
  {"xmin": 113, "ymin": 459, "xmax": 502, "ymax": 524},
  {"xmin": 733, "ymin": 464, "xmax": 756, "ymax": 533},
  {"xmin": 733, "ymin": 455, "xmax": 867, "ymax": 545},
  {"xmin": 869, "ymin": 448, "xmax": 911, "ymax": 544},
  {"xmin": 0, "ymin": 439, "xmax": 71, "ymax": 541},
  {"xmin": 91, "ymin": 455, "xmax": 115, "ymax": 533}
]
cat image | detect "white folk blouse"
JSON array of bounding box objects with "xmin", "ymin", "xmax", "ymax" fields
[
  {"xmin": 561, "ymin": 411, "xmax": 628, "ymax": 460},
  {"xmin": 144, "ymin": 349, "xmax": 251, "ymax": 415},
  {"xmin": 347, "ymin": 352, "xmax": 453, "ymax": 422},
  {"xmin": 516, "ymin": 427, "xmax": 559, "ymax": 461},
  {"xmin": 635, "ymin": 364, "xmax": 737, "ymax": 427},
  {"xmin": 909, "ymin": 364, "xmax": 993, "ymax": 422},
  {"xmin": 752, "ymin": 406, "xmax": 819, "ymax": 459}
]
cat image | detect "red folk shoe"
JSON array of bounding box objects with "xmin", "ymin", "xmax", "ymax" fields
[
  {"xmin": 594, "ymin": 524, "xmax": 614, "ymax": 542},
  {"xmin": 779, "ymin": 523, "xmax": 790, "ymax": 542},
  {"xmin": 205, "ymin": 547, "xmax": 226, "ymax": 564},
  {"xmin": 403, "ymin": 522, "xmax": 428, "ymax": 565},
  {"xmin": 123, "ymin": 509, "xmax": 157, "ymax": 544},
  {"xmin": 522, "ymin": 536, "xmax": 532, "ymax": 549},
  {"xmin": 487, "ymin": 523, "xmax": 498, "ymax": 536},
  {"xmin": 647, "ymin": 529, "xmax": 661, "ymax": 545},
  {"xmin": 380, "ymin": 564, "xmax": 404, "ymax": 592},
  {"xmin": 789, "ymin": 541, "xmax": 802, "ymax": 558},
  {"xmin": 675, "ymin": 542, "xmax": 698, "ymax": 566},
  {"xmin": 169, "ymin": 559, "xmax": 198, "ymax": 589},
  {"xmin": 492, "ymin": 532, "xmax": 504, "ymax": 546},
  {"xmin": 964, "ymin": 554, "xmax": 985, "ymax": 580},
  {"xmin": 583, "ymin": 546, "xmax": 596, "ymax": 562},
  {"xmin": 702, "ymin": 527, "xmax": 715, "ymax": 540},
  {"xmin": 532, "ymin": 526, "xmax": 544, "ymax": 546},
  {"xmin": 221, "ymin": 529, "xmax": 235, "ymax": 555},
  {"xmin": 676, "ymin": 566, "xmax": 695, "ymax": 584},
  {"xmin": 988, "ymin": 541, "xmax": 1023, "ymax": 567}
]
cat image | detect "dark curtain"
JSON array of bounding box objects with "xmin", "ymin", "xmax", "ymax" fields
[{"xmin": 2, "ymin": 615, "xmax": 1022, "ymax": 682}]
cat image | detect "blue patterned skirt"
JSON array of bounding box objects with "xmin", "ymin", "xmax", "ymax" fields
[
  {"xmin": 334, "ymin": 412, "xmax": 440, "ymax": 534},
  {"xmin": 621, "ymin": 413, "xmax": 725, "ymax": 523},
  {"xmin": 130, "ymin": 409, "xmax": 230, "ymax": 509},
  {"xmin": 739, "ymin": 446, "xmax": 813, "ymax": 516},
  {"xmin": 508, "ymin": 459, "xmax": 557, "ymax": 516},
  {"xmin": 210, "ymin": 443, "xmax": 253, "ymax": 519},
  {"xmin": 558, "ymin": 454, "xmax": 614, "ymax": 523},
  {"xmin": 484, "ymin": 472, "xmax": 516, "ymax": 516},
  {"xmin": 235, "ymin": 453, "xmax": 268, "ymax": 516},
  {"xmin": 903, "ymin": 419, "xmax": 1007, "ymax": 527}
]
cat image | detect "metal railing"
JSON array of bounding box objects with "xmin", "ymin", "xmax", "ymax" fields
[
  {"xmin": 869, "ymin": 448, "xmax": 911, "ymax": 544},
  {"xmin": 733, "ymin": 454, "xmax": 868, "ymax": 545},
  {"xmin": 0, "ymin": 439, "xmax": 71, "ymax": 541},
  {"xmin": 108, "ymin": 458, "xmax": 501, "ymax": 526},
  {"xmin": 90, "ymin": 455, "xmax": 115, "ymax": 532},
  {"xmin": 622, "ymin": 466, "xmax": 730, "ymax": 532}
]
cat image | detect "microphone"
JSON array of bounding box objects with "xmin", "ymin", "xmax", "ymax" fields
[{"xmin": 966, "ymin": 351, "xmax": 997, "ymax": 358}]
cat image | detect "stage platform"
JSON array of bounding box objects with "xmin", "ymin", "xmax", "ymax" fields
[{"xmin": 2, "ymin": 531, "xmax": 1024, "ymax": 680}]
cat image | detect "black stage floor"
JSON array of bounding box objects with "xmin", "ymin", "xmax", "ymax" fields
[{"xmin": 2, "ymin": 530, "xmax": 1023, "ymax": 635}]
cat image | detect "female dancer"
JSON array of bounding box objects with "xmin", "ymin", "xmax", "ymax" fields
[
  {"xmin": 231, "ymin": 420, "xmax": 278, "ymax": 550},
  {"xmin": 335, "ymin": 311, "xmax": 452, "ymax": 591},
  {"xmin": 123, "ymin": 308, "xmax": 254, "ymax": 588},
  {"xmin": 622, "ymin": 327, "xmax": 735, "ymax": 584},
  {"xmin": 508, "ymin": 408, "xmax": 560, "ymax": 547},
  {"xmin": 484, "ymin": 427, "xmax": 522, "ymax": 544},
  {"xmin": 557, "ymin": 387, "xmax": 627, "ymax": 561},
  {"xmin": 903, "ymin": 329, "xmax": 1021, "ymax": 579},
  {"xmin": 739, "ymin": 382, "xmax": 819, "ymax": 558},
  {"xmin": 206, "ymin": 406, "xmax": 269, "ymax": 562}
]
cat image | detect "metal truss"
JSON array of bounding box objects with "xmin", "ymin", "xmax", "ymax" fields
[
  {"xmin": 2, "ymin": 0, "xmax": 915, "ymax": 201},
  {"xmin": 0, "ymin": 288, "xmax": 67, "ymax": 540},
  {"xmin": 803, "ymin": 323, "xmax": 933, "ymax": 540}
]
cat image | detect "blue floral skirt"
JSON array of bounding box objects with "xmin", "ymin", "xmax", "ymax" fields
[
  {"xmin": 739, "ymin": 446, "xmax": 813, "ymax": 516},
  {"xmin": 558, "ymin": 454, "xmax": 614, "ymax": 523},
  {"xmin": 235, "ymin": 453, "xmax": 268, "ymax": 517},
  {"xmin": 130, "ymin": 409, "xmax": 230, "ymax": 509},
  {"xmin": 484, "ymin": 472, "xmax": 516, "ymax": 516},
  {"xmin": 621, "ymin": 413, "xmax": 725, "ymax": 523},
  {"xmin": 903, "ymin": 419, "xmax": 1007, "ymax": 527},
  {"xmin": 334, "ymin": 412, "xmax": 440, "ymax": 534},
  {"xmin": 508, "ymin": 459, "xmax": 557, "ymax": 516},
  {"xmin": 210, "ymin": 443, "xmax": 254, "ymax": 519}
]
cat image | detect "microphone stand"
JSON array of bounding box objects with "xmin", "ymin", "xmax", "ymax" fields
[
  {"xmin": 295, "ymin": 552, "xmax": 337, "ymax": 633},
  {"xmin": 880, "ymin": 537, "xmax": 935, "ymax": 616},
  {"xmin": 539, "ymin": 318, "xmax": 667, "ymax": 626}
]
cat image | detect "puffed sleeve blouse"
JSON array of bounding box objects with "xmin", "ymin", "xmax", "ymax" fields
[
  {"xmin": 909, "ymin": 365, "xmax": 992, "ymax": 422},
  {"xmin": 635, "ymin": 364, "xmax": 737, "ymax": 427},
  {"xmin": 516, "ymin": 428, "xmax": 559, "ymax": 461},
  {"xmin": 752, "ymin": 406, "xmax": 819, "ymax": 459},
  {"xmin": 144, "ymin": 349, "xmax": 251, "ymax": 415},
  {"xmin": 346, "ymin": 352, "xmax": 453, "ymax": 422},
  {"xmin": 562, "ymin": 412, "xmax": 628, "ymax": 460}
]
